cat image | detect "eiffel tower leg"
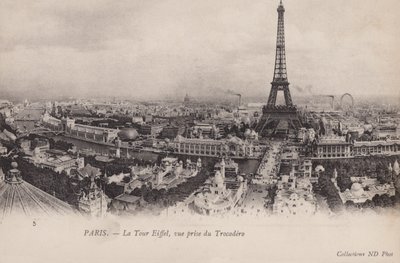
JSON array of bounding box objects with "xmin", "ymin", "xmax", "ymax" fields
[
  {"xmin": 288, "ymin": 119, "xmax": 295, "ymax": 130},
  {"xmin": 283, "ymin": 86, "xmax": 293, "ymax": 107},
  {"xmin": 267, "ymin": 87, "xmax": 278, "ymax": 107},
  {"xmin": 258, "ymin": 114, "xmax": 270, "ymax": 136}
]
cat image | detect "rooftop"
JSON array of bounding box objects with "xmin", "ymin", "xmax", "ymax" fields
[
  {"xmin": 114, "ymin": 194, "xmax": 141, "ymax": 204},
  {"xmin": 353, "ymin": 140, "xmax": 400, "ymax": 147},
  {"xmin": 0, "ymin": 179, "xmax": 75, "ymax": 218}
]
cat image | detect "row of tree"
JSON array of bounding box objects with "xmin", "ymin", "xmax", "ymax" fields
[
  {"xmin": 316, "ymin": 172, "xmax": 344, "ymax": 213},
  {"xmin": 0, "ymin": 156, "xmax": 79, "ymax": 206},
  {"xmin": 48, "ymin": 138, "xmax": 74, "ymax": 152}
]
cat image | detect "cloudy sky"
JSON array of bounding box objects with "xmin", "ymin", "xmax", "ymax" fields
[{"xmin": 0, "ymin": 0, "xmax": 399, "ymax": 100}]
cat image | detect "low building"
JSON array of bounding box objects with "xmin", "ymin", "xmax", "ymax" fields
[
  {"xmin": 72, "ymin": 163, "xmax": 101, "ymax": 180},
  {"xmin": 26, "ymin": 149, "xmax": 85, "ymax": 175},
  {"xmin": 20, "ymin": 137, "xmax": 50, "ymax": 156},
  {"xmin": 139, "ymin": 123, "xmax": 163, "ymax": 136},
  {"xmin": 132, "ymin": 116, "xmax": 144, "ymax": 124},
  {"xmin": 314, "ymin": 135, "xmax": 352, "ymax": 159},
  {"xmin": 352, "ymin": 140, "xmax": 400, "ymax": 156},
  {"xmin": 110, "ymin": 194, "xmax": 142, "ymax": 213},
  {"xmin": 42, "ymin": 114, "xmax": 119, "ymax": 144},
  {"xmin": 373, "ymin": 124, "xmax": 399, "ymax": 140},
  {"xmin": 160, "ymin": 125, "xmax": 181, "ymax": 140}
]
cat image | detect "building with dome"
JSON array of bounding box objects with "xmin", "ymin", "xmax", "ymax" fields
[
  {"xmin": 117, "ymin": 128, "xmax": 139, "ymax": 141},
  {"xmin": 192, "ymin": 159, "xmax": 247, "ymax": 215},
  {"xmin": 339, "ymin": 183, "xmax": 371, "ymax": 204},
  {"xmin": 331, "ymin": 171, "xmax": 396, "ymax": 204},
  {"xmin": 273, "ymin": 176, "xmax": 317, "ymax": 216},
  {"xmin": 0, "ymin": 161, "xmax": 75, "ymax": 219},
  {"xmin": 183, "ymin": 94, "xmax": 191, "ymax": 105}
]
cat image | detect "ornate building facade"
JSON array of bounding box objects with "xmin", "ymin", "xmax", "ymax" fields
[
  {"xmin": 173, "ymin": 135, "xmax": 259, "ymax": 158},
  {"xmin": 42, "ymin": 113, "xmax": 119, "ymax": 144}
]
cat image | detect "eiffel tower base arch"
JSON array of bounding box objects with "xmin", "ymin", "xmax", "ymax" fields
[{"xmin": 255, "ymin": 106, "xmax": 302, "ymax": 138}]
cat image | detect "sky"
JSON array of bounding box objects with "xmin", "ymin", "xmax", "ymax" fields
[{"xmin": 0, "ymin": 0, "xmax": 399, "ymax": 100}]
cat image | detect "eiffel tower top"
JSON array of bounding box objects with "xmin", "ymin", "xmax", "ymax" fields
[
  {"xmin": 273, "ymin": 0, "xmax": 288, "ymax": 84},
  {"xmin": 278, "ymin": 0, "xmax": 285, "ymax": 12}
]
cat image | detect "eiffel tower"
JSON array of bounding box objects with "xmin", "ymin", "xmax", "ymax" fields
[{"xmin": 256, "ymin": 0, "xmax": 302, "ymax": 137}]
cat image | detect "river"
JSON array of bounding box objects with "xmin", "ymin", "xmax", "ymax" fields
[{"xmin": 52, "ymin": 135, "xmax": 260, "ymax": 174}]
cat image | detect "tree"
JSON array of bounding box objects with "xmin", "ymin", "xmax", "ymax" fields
[
  {"xmin": 345, "ymin": 200, "xmax": 359, "ymax": 212},
  {"xmin": 371, "ymin": 194, "xmax": 393, "ymax": 208},
  {"xmin": 317, "ymin": 172, "xmax": 344, "ymax": 213},
  {"xmin": 337, "ymin": 173, "xmax": 352, "ymax": 192},
  {"xmin": 377, "ymin": 172, "xmax": 392, "ymax": 185},
  {"xmin": 362, "ymin": 199, "xmax": 375, "ymax": 209},
  {"xmin": 105, "ymin": 183, "xmax": 124, "ymax": 199},
  {"xmin": 379, "ymin": 194, "xmax": 393, "ymax": 207},
  {"xmin": 372, "ymin": 194, "xmax": 383, "ymax": 207},
  {"xmin": 9, "ymin": 157, "xmax": 78, "ymax": 206},
  {"xmin": 131, "ymin": 187, "xmax": 142, "ymax": 196},
  {"xmin": 359, "ymin": 133, "xmax": 371, "ymax": 141},
  {"xmin": 122, "ymin": 176, "xmax": 131, "ymax": 183}
]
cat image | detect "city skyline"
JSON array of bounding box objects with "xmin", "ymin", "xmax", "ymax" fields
[
  {"xmin": 1, "ymin": 0, "xmax": 399, "ymax": 100},
  {"xmin": 1, "ymin": 2, "xmax": 400, "ymax": 263}
]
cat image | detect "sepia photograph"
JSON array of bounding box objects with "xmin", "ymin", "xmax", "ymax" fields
[{"xmin": 0, "ymin": 0, "xmax": 399, "ymax": 262}]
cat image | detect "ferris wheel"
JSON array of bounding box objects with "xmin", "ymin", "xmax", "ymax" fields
[{"xmin": 340, "ymin": 93, "xmax": 354, "ymax": 111}]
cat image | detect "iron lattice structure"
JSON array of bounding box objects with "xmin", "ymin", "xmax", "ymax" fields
[{"xmin": 256, "ymin": 0, "xmax": 301, "ymax": 136}]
